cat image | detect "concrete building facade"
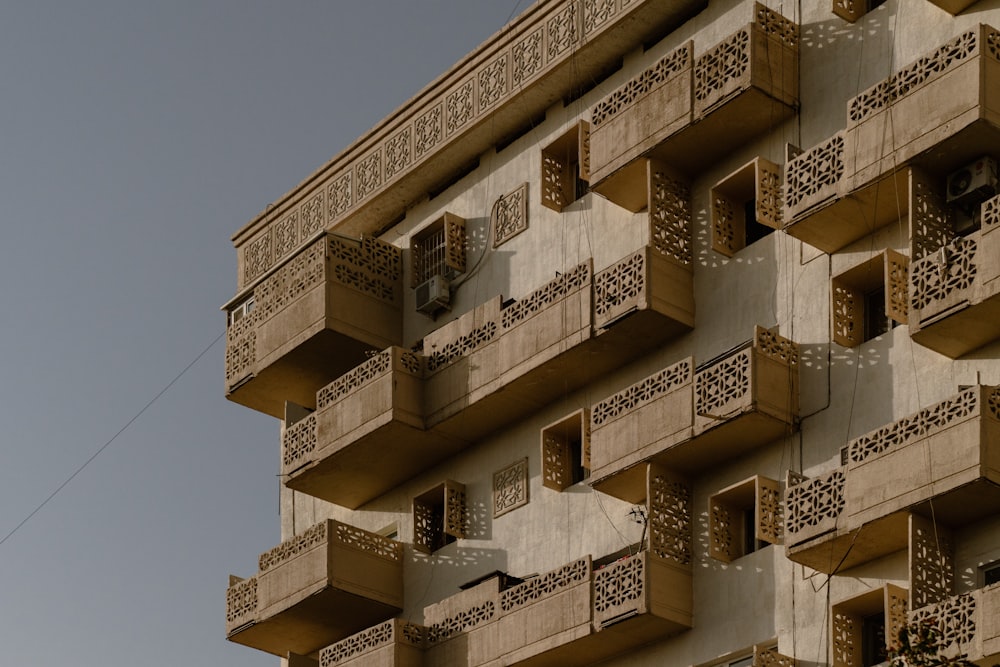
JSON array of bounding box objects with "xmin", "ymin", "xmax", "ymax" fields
[{"xmin": 222, "ymin": 1, "xmax": 1000, "ymax": 665}]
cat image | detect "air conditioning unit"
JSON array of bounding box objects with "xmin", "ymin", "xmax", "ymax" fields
[
  {"xmin": 946, "ymin": 156, "xmax": 998, "ymax": 205},
  {"xmin": 416, "ymin": 275, "xmax": 450, "ymax": 315}
]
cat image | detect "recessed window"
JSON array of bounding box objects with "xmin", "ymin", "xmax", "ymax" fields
[
  {"xmin": 832, "ymin": 250, "xmax": 909, "ymax": 347},
  {"xmin": 982, "ymin": 561, "xmax": 1000, "ymax": 587},
  {"xmin": 411, "ymin": 212, "xmax": 466, "ymax": 287},
  {"xmin": 228, "ymin": 295, "xmax": 255, "ymax": 326},
  {"xmin": 711, "ymin": 157, "xmax": 783, "ymax": 257},
  {"xmin": 831, "ymin": 585, "xmax": 908, "ymax": 667},
  {"xmin": 708, "ymin": 476, "xmax": 782, "ymax": 562},
  {"xmin": 413, "ymin": 480, "xmax": 466, "ymax": 554},
  {"xmin": 541, "ymin": 409, "xmax": 590, "ymax": 491},
  {"xmin": 541, "ymin": 121, "xmax": 590, "ymax": 212}
]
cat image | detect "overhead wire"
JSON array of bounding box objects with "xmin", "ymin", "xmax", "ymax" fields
[{"xmin": 0, "ymin": 330, "xmax": 226, "ymax": 549}]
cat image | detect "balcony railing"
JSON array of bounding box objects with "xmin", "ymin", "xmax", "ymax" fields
[
  {"xmin": 224, "ymin": 234, "xmax": 403, "ymax": 418},
  {"xmin": 908, "ymin": 585, "xmax": 1000, "ymax": 664},
  {"xmin": 284, "ymin": 245, "xmax": 693, "ymax": 508},
  {"xmin": 589, "ymin": 327, "xmax": 799, "ymax": 501},
  {"xmin": 318, "ymin": 619, "xmax": 425, "ymax": 667},
  {"xmin": 590, "ymin": 2, "xmax": 797, "ymax": 192},
  {"xmin": 909, "ymin": 193, "xmax": 1000, "ymax": 357},
  {"xmin": 232, "ymin": 0, "xmax": 708, "ymax": 291},
  {"xmin": 225, "ymin": 519, "xmax": 403, "ymax": 657},
  {"xmin": 785, "ymin": 385, "xmax": 1000, "ymax": 573},
  {"xmin": 784, "ymin": 25, "xmax": 1000, "ymax": 253}
]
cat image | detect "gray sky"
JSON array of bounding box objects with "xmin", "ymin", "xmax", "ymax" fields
[{"xmin": 0, "ymin": 2, "xmax": 517, "ymax": 665}]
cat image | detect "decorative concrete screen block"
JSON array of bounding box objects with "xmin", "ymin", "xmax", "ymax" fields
[
  {"xmin": 328, "ymin": 235, "xmax": 403, "ymax": 306},
  {"xmin": 282, "ymin": 412, "xmax": 317, "ymax": 470},
  {"xmin": 593, "ymin": 552, "xmax": 647, "ymax": 628},
  {"xmin": 492, "ymin": 183, "xmax": 528, "ymax": 247},
  {"xmin": 648, "ymin": 465, "xmax": 693, "ymax": 566},
  {"xmin": 541, "ymin": 121, "xmax": 590, "ymax": 212},
  {"xmin": 784, "ymin": 131, "xmax": 845, "ymax": 221},
  {"xmin": 413, "ymin": 480, "xmax": 466, "ymax": 554},
  {"xmin": 589, "ymin": 43, "xmax": 692, "ymax": 185},
  {"xmin": 784, "ymin": 467, "xmax": 846, "ymax": 546},
  {"xmin": 909, "ymin": 513, "xmax": 954, "ymax": 610},
  {"xmin": 708, "ymin": 475, "xmax": 782, "ymax": 563},
  {"xmin": 650, "ymin": 167, "xmax": 693, "ymax": 265},
  {"xmin": 499, "ymin": 557, "xmax": 591, "ymax": 614},
  {"xmin": 225, "ymin": 575, "xmax": 258, "ymax": 632},
  {"xmin": 493, "ymin": 458, "xmax": 529, "ymax": 517},
  {"xmin": 424, "ymin": 578, "xmax": 498, "ymax": 646},
  {"xmin": 909, "ymin": 591, "xmax": 978, "ymax": 657},
  {"xmin": 831, "ymin": 585, "xmax": 908, "ymax": 667},
  {"xmin": 831, "ymin": 250, "xmax": 909, "ymax": 348},
  {"xmin": 693, "ymin": 4, "xmax": 799, "ymax": 119},
  {"xmin": 411, "ymin": 212, "xmax": 466, "ymax": 287},
  {"xmin": 319, "ymin": 619, "xmax": 425, "ymax": 667},
  {"xmin": 753, "ymin": 645, "xmax": 796, "ymax": 667},
  {"xmin": 499, "ymin": 261, "xmax": 591, "ymax": 331},
  {"xmin": 541, "ymin": 409, "xmax": 590, "ymax": 491},
  {"xmin": 711, "ymin": 157, "xmax": 782, "ymax": 257}
]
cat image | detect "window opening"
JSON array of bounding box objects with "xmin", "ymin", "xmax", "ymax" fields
[
  {"xmin": 541, "ymin": 121, "xmax": 590, "ymax": 212},
  {"xmin": 832, "ymin": 250, "xmax": 908, "ymax": 347},
  {"xmin": 982, "ymin": 561, "xmax": 1000, "ymax": 586},
  {"xmin": 709, "ymin": 476, "xmax": 781, "ymax": 562},
  {"xmin": 711, "ymin": 157, "xmax": 782, "ymax": 257},
  {"xmin": 541, "ymin": 409, "xmax": 590, "ymax": 491},
  {"xmin": 413, "ymin": 480, "xmax": 465, "ymax": 554}
]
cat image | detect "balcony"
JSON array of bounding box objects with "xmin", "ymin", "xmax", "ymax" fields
[
  {"xmin": 784, "ymin": 385, "xmax": 1000, "ymax": 574},
  {"xmin": 285, "ymin": 246, "xmax": 693, "ymax": 509},
  {"xmin": 909, "ymin": 585, "xmax": 1000, "ymax": 663},
  {"xmin": 589, "ymin": 327, "xmax": 799, "ymax": 502},
  {"xmin": 224, "ymin": 234, "xmax": 403, "ymax": 418},
  {"xmin": 784, "ymin": 25, "xmax": 1000, "ymax": 253},
  {"xmin": 590, "ymin": 2, "xmax": 797, "ymax": 194},
  {"xmin": 225, "ymin": 520, "xmax": 403, "ymax": 657},
  {"xmin": 909, "ymin": 194, "xmax": 1000, "ymax": 358}
]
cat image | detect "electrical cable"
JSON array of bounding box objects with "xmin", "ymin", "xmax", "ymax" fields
[{"xmin": 0, "ymin": 330, "xmax": 225, "ymax": 549}]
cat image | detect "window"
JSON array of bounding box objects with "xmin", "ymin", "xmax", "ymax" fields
[
  {"xmin": 832, "ymin": 0, "xmax": 886, "ymax": 23},
  {"xmin": 831, "ymin": 585, "xmax": 908, "ymax": 667},
  {"xmin": 228, "ymin": 295, "xmax": 255, "ymax": 326},
  {"xmin": 541, "ymin": 121, "xmax": 590, "ymax": 212},
  {"xmin": 413, "ymin": 480, "xmax": 465, "ymax": 554},
  {"xmin": 832, "ymin": 250, "xmax": 908, "ymax": 347},
  {"xmin": 982, "ymin": 561, "xmax": 1000, "ymax": 587},
  {"xmin": 411, "ymin": 212, "xmax": 466, "ymax": 287},
  {"xmin": 711, "ymin": 157, "xmax": 783, "ymax": 257},
  {"xmin": 541, "ymin": 409, "xmax": 590, "ymax": 491},
  {"xmin": 708, "ymin": 476, "xmax": 781, "ymax": 562}
]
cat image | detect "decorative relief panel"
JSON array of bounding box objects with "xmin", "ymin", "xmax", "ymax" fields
[
  {"xmin": 300, "ymin": 192, "xmax": 325, "ymax": 238},
  {"xmin": 493, "ymin": 458, "xmax": 528, "ymax": 517},
  {"xmin": 253, "ymin": 237, "xmax": 326, "ymax": 322},
  {"xmin": 547, "ymin": 4, "xmax": 578, "ymax": 60},
  {"xmin": 591, "ymin": 44, "xmax": 691, "ymax": 127},
  {"xmin": 910, "ymin": 592, "xmax": 977, "ymax": 650},
  {"xmin": 384, "ymin": 128, "xmax": 412, "ymax": 180},
  {"xmin": 592, "ymin": 359, "xmax": 692, "ymax": 427},
  {"xmin": 501, "ymin": 262, "xmax": 589, "ymax": 330},
  {"xmin": 355, "ymin": 150, "xmax": 383, "ymax": 201},
  {"xmin": 492, "ymin": 183, "xmax": 528, "ymax": 247},
  {"xmin": 478, "ymin": 54, "xmax": 509, "ymax": 110},
  {"xmin": 317, "ymin": 350, "xmax": 392, "ymax": 410},
  {"xmin": 594, "ymin": 250, "xmax": 644, "ymax": 324},
  {"xmin": 226, "ymin": 576, "xmax": 257, "ymax": 626},
  {"xmin": 649, "ymin": 471, "xmax": 692, "ymax": 565},
  {"xmin": 651, "ymin": 169, "xmax": 692, "ymax": 264},
  {"xmin": 446, "ymin": 79, "xmax": 476, "ymax": 136},
  {"xmin": 320, "ymin": 620, "xmax": 394, "ymax": 666},
  {"xmin": 328, "ymin": 172, "xmax": 353, "ymax": 219},
  {"xmin": 273, "ymin": 212, "xmax": 299, "ymax": 260},
  {"xmin": 695, "ymin": 348, "xmax": 750, "ymax": 420},
  {"xmin": 512, "ymin": 29, "xmax": 544, "ymax": 86},
  {"xmin": 911, "ymin": 237, "xmax": 978, "ymax": 312},
  {"xmin": 846, "ymin": 388, "xmax": 978, "ymax": 464},
  {"xmin": 593, "ymin": 553, "xmax": 644, "ymax": 616},
  {"xmin": 583, "ymin": 0, "xmax": 616, "ymax": 35},
  {"xmin": 910, "ymin": 514, "xmax": 954, "ymax": 610},
  {"xmin": 243, "ymin": 233, "xmax": 272, "ymax": 285},
  {"xmin": 333, "ymin": 522, "xmax": 402, "ymax": 561},
  {"xmin": 785, "ymin": 132, "xmax": 845, "ymax": 212},
  {"xmin": 500, "ymin": 558, "xmax": 589, "ymax": 613},
  {"xmin": 694, "ymin": 28, "xmax": 750, "ymax": 113},
  {"xmin": 258, "ymin": 521, "xmax": 328, "ymax": 572},
  {"xmin": 414, "ymin": 105, "xmax": 443, "ymax": 159},
  {"xmin": 282, "ymin": 412, "xmax": 317, "ymax": 469},
  {"xmin": 785, "ymin": 468, "xmax": 845, "ymax": 537}
]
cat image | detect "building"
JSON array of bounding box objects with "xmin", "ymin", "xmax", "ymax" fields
[{"xmin": 221, "ymin": 1, "xmax": 1000, "ymax": 666}]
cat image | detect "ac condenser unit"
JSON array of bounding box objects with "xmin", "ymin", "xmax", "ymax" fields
[
  {"xmin": 416, "ymin": 275, "xmax": 450, "ymax": 315},
  {"xmin": 946, "ymin": 156, "xmax": 998, "ymax": 205}
]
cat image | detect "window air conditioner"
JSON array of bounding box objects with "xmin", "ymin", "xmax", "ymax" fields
[
  {"xmin": 946, "ymin": 156, "xmax": 998, "ymax": 205},
  {"xmin": 416, "ymin": 275, "xmax": 450, "ymax": 314}
]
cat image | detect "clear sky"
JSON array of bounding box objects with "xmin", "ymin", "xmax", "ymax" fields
[{"xmin": 0, "ymin": 2, "xmax": 518, "ymax": 665}]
